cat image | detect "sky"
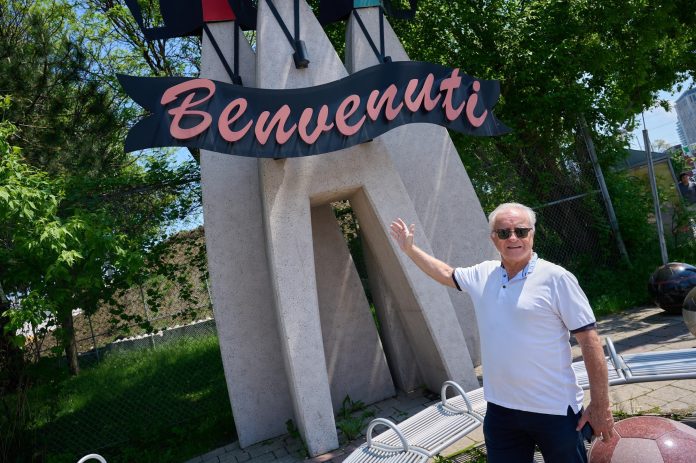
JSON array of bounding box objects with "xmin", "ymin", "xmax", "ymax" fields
[{"xmin": 628, "ymin": 77, "xmax": 694, "ymax": 151}]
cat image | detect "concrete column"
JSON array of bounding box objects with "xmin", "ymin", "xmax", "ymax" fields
[
  {"xmin": 347, "ymin": 185, "xmax": 479, "ymax": 394},
  {"xmin": 346, "ymin": 8, "xmax": 498, "ymax": 367},
  {"xmin": 256, "ymin": 0, "xmax": 348, "ymax": 454},
  {"xmin": 200, "ymin": 22, "xmax": 294, "ymax": 447},
  {"xmin": 259, "ymin": 159, "xmax": 338, "ymax": 456},
  {"xmin": 311, "ymin": 204, "xmax": 395, "ymax": 410},
  {"xmin": 362, "ymin": 240, "xmax": 423, "ymax": 392},
  {"xmin": 256, "ymin": 1, "xmax": 479, "ymax": 454}
]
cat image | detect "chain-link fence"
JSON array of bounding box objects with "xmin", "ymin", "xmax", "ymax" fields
[
  {"xmin": 7, "ymin": 228, "xmax": 237, "ymax": 461},
  {"xmin": 472, "ymin": 147, "xmax": 618, "ymax": 285},
  {"xmin": 23, "ymin": 294, "xmax": 234, "ymax": 460},
  {"xmin": 30, "ymin": 307, "xmax": 232, "ymax": 459},
  {"xmin": 532, "ymin": 191, "xmax": 612, "ymax": 271}
]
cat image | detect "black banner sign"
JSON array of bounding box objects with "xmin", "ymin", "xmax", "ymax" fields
[{"xmin": 119, "ymin": 61, "xmax": 510, "ymax": 158}]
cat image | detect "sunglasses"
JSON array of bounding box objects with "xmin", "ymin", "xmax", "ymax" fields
[{"xmin": 493, "ymin": 227, "xmax": 533, "ymax": 239}]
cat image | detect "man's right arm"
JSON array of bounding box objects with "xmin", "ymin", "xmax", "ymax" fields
[{"xmin": 389, "ymin": 218, "xmax": 457, "ymax": 288}]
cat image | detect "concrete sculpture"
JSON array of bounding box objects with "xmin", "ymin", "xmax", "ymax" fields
[{"xmin": 123, "ymin": 0, "xmax": 503, "ymax": 456}]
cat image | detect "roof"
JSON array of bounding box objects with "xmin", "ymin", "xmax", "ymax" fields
[{"xmin": 616, "ymin": 148, "xmax": 670, "ymax": 170}]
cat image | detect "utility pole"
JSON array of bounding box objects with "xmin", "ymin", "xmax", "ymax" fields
[
  {"xmin": 643, "ymin": 128, "xmax": 669, "ymax": 265},
  {"xmin": 579, "ymin": 116, "xmax": 631, "ymax": 265}
]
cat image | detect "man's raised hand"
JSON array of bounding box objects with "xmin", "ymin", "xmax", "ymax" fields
[{"xmin": 390, "ymin": 218, "xmax": 415, "ymax": 253}]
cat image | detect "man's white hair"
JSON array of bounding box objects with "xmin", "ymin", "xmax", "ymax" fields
[{"xmin": 488, "ymin": 202, "xmax": 536, "ymax": 231}]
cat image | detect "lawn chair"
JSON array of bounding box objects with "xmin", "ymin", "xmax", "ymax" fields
[{"xmin": 606, "ymin": 336, "xmax": 696, "ymax": 383}]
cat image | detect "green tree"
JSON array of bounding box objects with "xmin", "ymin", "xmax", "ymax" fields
[
  {"xmin": 0, "ymin": 117, "xmax": 28, "ymax": 396},
  {"xmin": 383, "ymin": 1, "xmax": 695, "ymax": 286},
  {"xmin": 0, "ymin": 114, "xmax": 129, "ymax": 375},
  {"xmin": 389, "ymin": 0, "xmax": 695, "ymax": 198},
  {"xmin": 0, "ymin": 0, "xmax": 202, "ymax": 375},
  {"xmin": 653, "ymin": 139, "xmax": 672, "ymax": 152},
  {"xmin": 0, "ymin": 115, "xmax": 72, "ymax": 379}
]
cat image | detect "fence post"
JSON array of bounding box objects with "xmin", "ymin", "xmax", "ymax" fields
[
  {"xmin": 204, "ymin": 277, "xmax": 214, "ymax": 311},
  {"xmin": 139, "ymin": 284, "xmax": 156, "ymax": 349},
  {"xmin": 579, "ymin": 116, "xmax": 631, "ymax": 265},
  {"xmin": 87, "ymin": 313, "xmax": 100, "ymax": 362}
]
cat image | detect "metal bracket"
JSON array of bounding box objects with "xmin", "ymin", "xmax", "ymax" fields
[
  {"xmin": 265, "ymin": 0, "xmax": 310, "ymax": 68},
  {"xmin": 352, "ymin": 8, "xmax": 391, "ymax": 64},
  {"xmin": 202, "ymin": 23, "xmax": 243, "ymax": 85}
]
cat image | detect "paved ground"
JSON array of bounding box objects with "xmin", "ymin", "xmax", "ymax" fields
[{"xmin": 184, "ymin": 306, "xmax": 696, "ymax": 463}]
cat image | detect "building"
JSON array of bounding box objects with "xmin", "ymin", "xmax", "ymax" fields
[
  {"xmin": 617, "ymin": 149, "xmax": 679, "ymax": 203},
  {"xmin": 676, "ymin": 88, "xmax": 696, "ymax": 146},
  {"xmin": 617, "ymin": 148, "xmax": 686, "ymax": 239},
  {"xmin": 677, "ymin": 120, "xmax": 687, "ymax": 146}
]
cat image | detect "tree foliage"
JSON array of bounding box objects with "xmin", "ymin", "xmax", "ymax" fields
[
  {"xmin": 0, "ymin": 0, "xmax": 202, "ymax": 377},
  {"xmin": 0, "ymin": 115, "xmax": 128, "ymax": 372},
  {"xmin": 389, "ymin": 0, "xmax": 696, "ymax": 202}
]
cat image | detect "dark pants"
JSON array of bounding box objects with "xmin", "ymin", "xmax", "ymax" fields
[{"xmin": 483, "ymin": 402, "xmax": 588, "ymax": 463}]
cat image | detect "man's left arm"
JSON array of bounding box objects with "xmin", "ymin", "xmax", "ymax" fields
[{"xmin": 574, "ymin": 328, "xmax": 615, "ymax": 439}]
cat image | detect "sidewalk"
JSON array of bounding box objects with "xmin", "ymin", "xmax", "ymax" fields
[{"xmin": 185, "ymin": 306, "xmax": 696, "ymax": 463}]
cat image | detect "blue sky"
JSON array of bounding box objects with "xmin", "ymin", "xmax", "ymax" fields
[{"xmin": 628, "ymin": 77, "xmax": 694, "ymax": 151}]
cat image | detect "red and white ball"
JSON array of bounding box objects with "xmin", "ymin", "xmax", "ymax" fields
[{"xmin": 589, "ymin": 416, "xmax": 696, "ymax": 463}]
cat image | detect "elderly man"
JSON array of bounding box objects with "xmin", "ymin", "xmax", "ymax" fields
[{"xmin": 390, "ymin": 202, "xmax": 613, "ymax": 463}]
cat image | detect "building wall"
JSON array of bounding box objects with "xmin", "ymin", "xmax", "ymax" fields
[
  {"xmin": 627, "ymin": 159, "xmax": 679, "ymax": 241},
  {"xmin": 629, "ymin": 160, "xmax": 680, "ymax": 205}
]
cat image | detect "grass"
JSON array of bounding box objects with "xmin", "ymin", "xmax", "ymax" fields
[{"xmin": 6, "ymin": 334, "xmax": 234, "ymax": 463}]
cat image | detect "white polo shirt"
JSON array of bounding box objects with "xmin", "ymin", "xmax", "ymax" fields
[{"xmin": 453, "ymin": 254, "xmax": 596, "ymax": 415}]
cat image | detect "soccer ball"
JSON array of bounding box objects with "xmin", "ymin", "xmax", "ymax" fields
[
  {"xmin": 682, "ymin": 286, "xmax": 696, "ymax": 337},
  {"xmin": 588, "ymin": 416, "xmax": 696, "ymax": 462}
]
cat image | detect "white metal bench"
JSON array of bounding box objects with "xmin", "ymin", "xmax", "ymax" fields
[
  {"xmin": 567, "ymin": 335, "xmax": 696, "ymax": 389},
  {"xmin": 77, "ymin": 455, "xmax": 106, "ymax": 463},
  {"xmin": 341, "ymin": 418, "xmax": 430, "ymax": 463},
  {"xmin": 606, "ymin": 336, "xmax": 696, "ymax": 383},
  {"xmin": 369, "ymin": 381, "xmax": 483, "ymax": 457},
  {"xmin": 572, "ymin": 354, "xmax": 626, "ymax": 389},
  {"xmin": 343, "ymin": 381, "xmax": 483, "ymax": 463},
  {"xmin": 452, "ymin": 384, "xmax": 486, "ymax": 417}
]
